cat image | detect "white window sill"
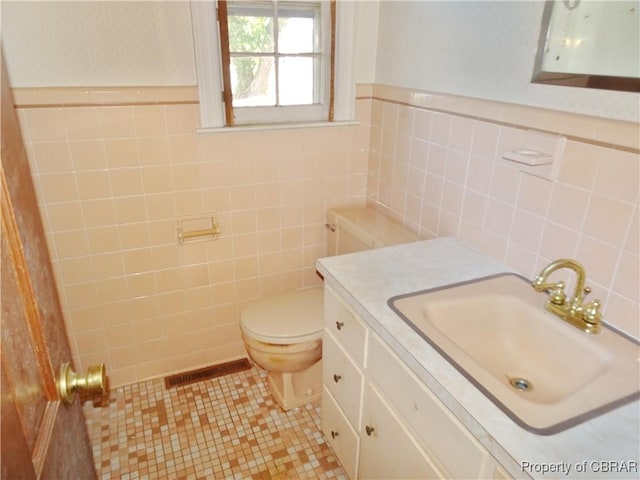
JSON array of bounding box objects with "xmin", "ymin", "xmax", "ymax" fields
[{"xmin": 196, "ymin": 120, "xmax": 360, "ymax": 135}]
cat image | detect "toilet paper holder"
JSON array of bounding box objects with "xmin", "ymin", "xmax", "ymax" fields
[{"xmin": 177, "ymin": 215, "xmax": 221, "ymax": 243}]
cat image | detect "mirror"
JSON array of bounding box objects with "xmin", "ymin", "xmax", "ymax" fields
[{"xmin": 532, "ymin": 1, "xmax": 640, "ymax": 92}]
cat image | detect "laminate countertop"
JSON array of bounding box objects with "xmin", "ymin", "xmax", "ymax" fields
[{"xmin": 316, "ymin": 237, "xmax": 640, "ymax": 480}]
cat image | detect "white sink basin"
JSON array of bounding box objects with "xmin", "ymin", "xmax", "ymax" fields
[{"xmin": 388, "ymin": 273, "xmax": 640, "ymax": 434}]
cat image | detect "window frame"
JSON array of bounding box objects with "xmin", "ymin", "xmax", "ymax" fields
[{"xmin": 191, "ymin": 0, "xmax": 355, "ymax": 130}]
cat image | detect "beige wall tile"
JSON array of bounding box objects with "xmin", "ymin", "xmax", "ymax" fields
[
  {"xmin": 133, "ymin": 105, "xmax": 167, "ymax": 137},
  {"xmin": 86, "ymin": 226, "xmax": 121, "ymax": 254},
  {"xmin": 39, "ymin": 172, "xmax": 80, "ymax": 203},
  {"xmin": 165, "ymin": 104, "xmax": 199, "ymax": 135},
  {"xmin": 105, "ymin": 138, "xmax": 139, "ymax": 168},
  {"xmin": 557, "ymin": 141, "xmax": 599, "ymax": 190},
  {"xmin": 99, "ymin": 106, "xmax": 136, "ymax": 138},
  {"xmin": 76, "ymin": 170, "xmax": 112, "ymax": 200},
  {"xmin": 46, "ymin": 201, "xmax": 85, "ymax": 231},
  {"xmin": 155, "ymin": 268, "xmax": 184, "ymax": 294},
  {"xmin": 157, "ymin": 291, "xmax": 187, "ymax": 316},
  {"xmin": 97, "ymin": 277, "xmax": 129, "ymax": 304},
  {"xmin": 75, "ymin": 328, "xmax": 108, "ymax": 354},
  {"xmin": 547, "ymin": 183, "xmax": 590, "ymax": 231},
  {"xmin": 365, "ymin": 86, "xmax": 638, "ymax": 338},
  {"xmin": 458, "ymin": 220, "xmax": 483, "ymax": 249},
  {"xmin": 505, "ymin": 243, "xmax": 537, "ymax": 278},
  {"xmin": 593, "ymin": 149, "xmax": 639, "ymax": 203},
  {"xmin": 106, "ymin": 322, "xmax": 136, "ymax": 349},
  {"xmin": 93, "ymin": 252, "xmax": 125, "ymax": 278},
  {"xmin": 134, "ymin": 318, "xmax": 163, "ymax": 343},
  {"xmin": 57, "ymin": 256, "xmax": 94, "ymax": 285},
  {"xmin": 471, "ymin": 121, "xmax": 499, "ymax": 160},
  {"xmin": 510, "ymin": 210, "xmax": 544, "ymax": 252},
  {"xmin": 127, "ymin": 272, "xmax": 157, "ymax": 298},
  {"xmin": 32, "ymin": 141, "xmax": 73, "ymax": 173},
  {"xmin": 64, "ymin": 107, "xmax": 102, "ymax": 139},
  {"xmin": 138, "ymin": 136, "xmax": 170, "ymax": 165},
  {"xmin": 168, "ymin": 134, "xmax": 197, "ymax": 164},
  {"xmin": 26, "ymin": 108, "xmax": 67, "ymax": 141},
  {"xmin": 20, "ymin": 85, "xmax": 638, "ymax": 388},
  {"xmin": 130, "ymin": 296, "xmax": 159, "ymax": 321},
  {"xmin": 576, "ymin": 235, "xmax": 620, "ymax": 288},
  {"xmin": 449, "ymin": 116, "xmax": 473, "ymax": 153},
  {"xmin": 174, "ymin": 191, "xmax": 204, "ymax": 215},
  {"xmin": 516, "ymin": 174, "xmax": 552, "ymax": 216},
  {"xmin": 52, "ymin": 230, "xmax": 90, "ymax": 259},
  {"xmin": 100, "ymin": 301, "xmax": 132, "ymax": 327},
  {"xmin": 109, "ymin": 167, "xmax": 144, "ymax": 198},
  {"xmin": 114, "ymin": 196, "xmax": 147, "ymax": 224},
  {"xmin": 145, "ymin": 193, "xmax": 176, "ymax": 221},
  {"xmin": 489, "ymin": 164, "xmax": 519, "ymax": 203},
  {"xmin": 583, "ymin": 194, "xmax": 634, "ymax": 247},
  {"xmin": 605, "ymin": 294, "xmax": 640, "ymax": 340},
  {"xmin": 141, "ymin": 165, "xmax": 174, "ymax": 193},
  {"xmin": 82, "ymin": 199, "xmax": 117, "ymax": 228},
  {"xmin": 430, "ymin": 112, "xmax": 451, "ymax": 146},
  {"xmin": 172, "ymin": 163, "xmax": 203, "ymax": 191},
  {"xmin": 539, "ymin": 222, "xmax": 580, "ymax": 260},
  {"xmin": 612, "ymin": 251, "xmax": 639, "ymax": 302},
  {"xmin": 180, "ymin": 265, "xmax": 210, "ymax": 290},
  {"xmin": 185, "ymin": 287, "xmax": 215, "ymax": 310},
  {"xmin": 110, "ymin": 345, "xmax": 140, "ymax": 369},
  {"xmin": 67, "ymin": 307, "xmax": 103, "ymax": 333},
  {"xmin": 123, "ymin": 249, "xmax": 154, "ymax": 275}
]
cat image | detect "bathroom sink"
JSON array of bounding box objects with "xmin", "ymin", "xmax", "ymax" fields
[{"xmin": 388, "ymin": 273, "xmax": 640, "ymax": 434}]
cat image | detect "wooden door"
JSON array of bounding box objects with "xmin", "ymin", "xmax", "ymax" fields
[{"xmin": 1, "ymin": 49, "xmax": 97, "ymax": 479}]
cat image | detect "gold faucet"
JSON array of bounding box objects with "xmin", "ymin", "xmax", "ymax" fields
[{"xmin": 532, "ymin": 259, "xmax": 602, "ymax": 334}]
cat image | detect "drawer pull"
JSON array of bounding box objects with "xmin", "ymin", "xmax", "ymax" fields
[
  {"xmin": 331, "ymin": 430, "xmax": 339, "ymax": 439},
  {"xmin": 365, "ymin": 425, "xmax": 375, "ymax": 436},
  {"xmin": 333, "ymin": 374, "xmax": 342, "ymax": 383},
  {"xmin": 335, "ymin": 321, "xmax": 344, "ymax": 330}
]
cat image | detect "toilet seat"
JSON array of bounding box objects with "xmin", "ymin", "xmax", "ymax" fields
[{"xmin": 240, "ymin": 287, "xmax": 323, "ymax": 344}]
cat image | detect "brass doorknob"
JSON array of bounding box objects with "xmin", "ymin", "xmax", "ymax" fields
[{"xmin": 57, "ymin": 362, "xmax": 107, "ymax": 405}]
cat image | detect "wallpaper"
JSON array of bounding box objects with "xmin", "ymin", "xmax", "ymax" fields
[{"xmin": 2, "ymin": 1, "xmax": 197, "ymax": 87}]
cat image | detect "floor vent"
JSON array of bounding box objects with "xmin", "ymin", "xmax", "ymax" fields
[{"xmin": 164, "ymin": 358, "xmax": 252, "ymax": 389}]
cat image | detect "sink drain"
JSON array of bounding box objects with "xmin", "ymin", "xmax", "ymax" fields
[{"xmin": 508, "ymin": 376, "xmax": 533, "ymax": 392}]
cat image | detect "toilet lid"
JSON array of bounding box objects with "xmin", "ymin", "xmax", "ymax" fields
[{"xmin": 240, "ymin": 287, "xmax": 324, "ymax": 343}]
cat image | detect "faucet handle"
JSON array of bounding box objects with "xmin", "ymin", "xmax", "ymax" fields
[
  {"xmin": 548, "ymin": 281, "xmax": 567, "ymax": 305},
  {"xmin": 583, "ymin": 299, "xmax": 602, "ymax": 326}
]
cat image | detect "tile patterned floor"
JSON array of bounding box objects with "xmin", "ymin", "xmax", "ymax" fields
[{"xmin": 83, "ymin": 365, "xmax": 347, "ymax": 480}]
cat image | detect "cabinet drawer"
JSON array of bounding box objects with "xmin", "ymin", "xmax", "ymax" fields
[
  {"xmin": 323, "ymin": 331, "xmax": 364, "ymax": 429},
  {"xmin": 368, "ymin": 334, "xmax": 489, "ymax": 479},
  {"xmin": 322, "ymin": 386, "xmax": 359, "ymax": 480},
  {"xmin": 324, "ymin": 286, "xmax": 367, "ymax": 365}
]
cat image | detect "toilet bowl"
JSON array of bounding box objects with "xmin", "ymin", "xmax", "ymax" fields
[
  {"xmin": 240, "ymin": 205, "xmax": 420, "ymax": 411},
  {"xmin": 240, "ymin": 288, "xmax": 324, "ymax": 410}
]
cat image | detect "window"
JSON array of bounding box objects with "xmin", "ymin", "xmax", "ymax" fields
[{"xmin": 191, "ymin": 0, "xmax": 354, "ymax": 129}]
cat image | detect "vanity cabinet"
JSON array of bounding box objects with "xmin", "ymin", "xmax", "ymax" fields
[{"xmin": 322, "ymin": 285, "xmax": 513, "ymax": 480}]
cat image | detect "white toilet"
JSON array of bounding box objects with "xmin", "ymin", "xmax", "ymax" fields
[{"xmin": 240, "ymin": 205, "xmax": 419, "ymax": 410}]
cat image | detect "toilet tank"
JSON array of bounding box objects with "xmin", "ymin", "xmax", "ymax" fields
[{"xmin": 326, "ymin": 206, "xmax": 420, "ymax": 256}]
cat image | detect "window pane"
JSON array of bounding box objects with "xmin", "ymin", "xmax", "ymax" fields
[
  {"xmin": 231, "ymin": 56, "xmax": 276, "ymax": 106},
  {"xmin": 278, "ymin": 3, "xmax": 319, "ymax": 54},
  {"xmin": 278, "ymin": 56, "xmax": 316, "ymax": 105},
  {"xmin": 227, "ymin": 2, "xmax": 274, "ymax": 53}
]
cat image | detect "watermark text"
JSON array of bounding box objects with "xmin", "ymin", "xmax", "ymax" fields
[{"xmin": 521, "ymin": 460, "xmax": 638, "ymax": 476}]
